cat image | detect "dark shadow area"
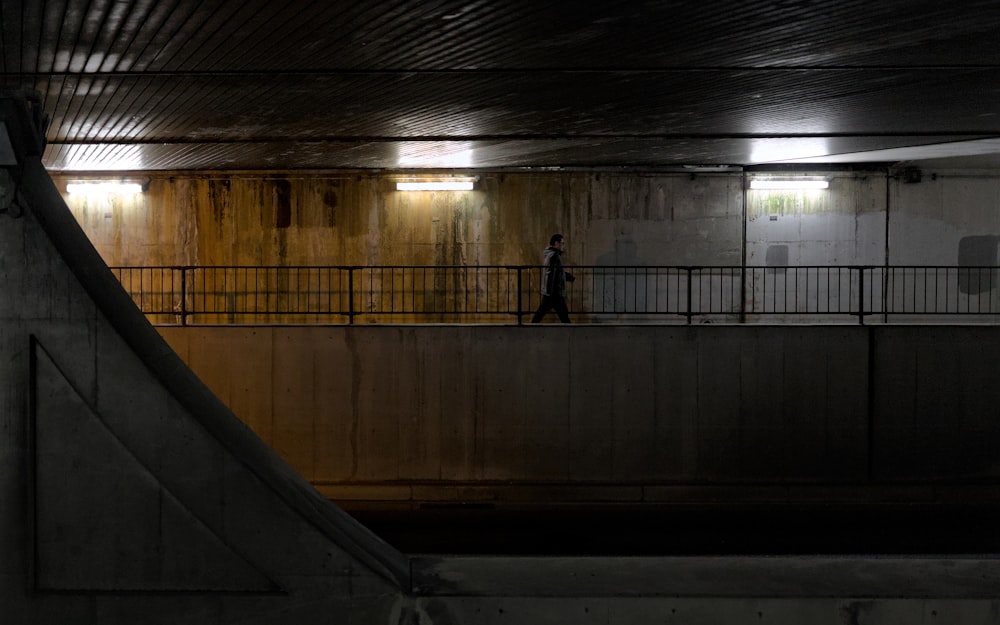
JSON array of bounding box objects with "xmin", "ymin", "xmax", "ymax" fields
[{"xmin": 349, "ymin": 503, "xmax": 1000, "ymax": 556}]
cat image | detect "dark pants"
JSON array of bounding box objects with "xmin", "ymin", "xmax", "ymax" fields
[{"xmin": 531, "ymin": 295, "xmax": 570, "ymax": 323}]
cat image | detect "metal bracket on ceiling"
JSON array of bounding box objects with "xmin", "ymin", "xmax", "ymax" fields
[
  {"xmin": 0, "ymin": 121, "xmax": 16, "ymax": 167},
  {"xmin": 0, "ymin": 118, "xmax": 20, "ymax": 217},
  {"xmin": 0, "ymin": 92, "xmax": 50, "ymax": 220},
  {"xmin": 0, "ymin": 168, "xmax": 25, "ymax": 219}
]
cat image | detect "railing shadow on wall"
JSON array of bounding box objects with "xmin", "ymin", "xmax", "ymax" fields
[{"xmin": 108, "ymin": 265, "xmax": 1000, "ymax": 326}]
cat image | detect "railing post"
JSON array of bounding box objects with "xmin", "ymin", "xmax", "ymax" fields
[
  {"xmin": 686, "ymin": 266, "xmax": 693, "ymax": 325},
  {"xmin": 180, "ymin": 267, "xmax": 188, "ymax": 326},
  {"xmin": 348, "ymin": 267, "xmax": 355, "ymax": 324},
  {"xmin": 739, "ymin": 264, "xmax": 747, "ymax": 323},
  {"xmin": 857, "ymin": 266, "xmax": 865, "ymax": 326},
  {"xmin": 517, "ymin": 266, "xmax": 524, "ymax": 325}
]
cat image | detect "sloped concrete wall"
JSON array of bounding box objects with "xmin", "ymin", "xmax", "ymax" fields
[{"xmin": 0, "ymin": 95, "xmax": 407, "ymax": 624}]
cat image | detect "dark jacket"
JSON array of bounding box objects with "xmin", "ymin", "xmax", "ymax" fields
[{"xmin": 540, "ymin": 246, "xmax": 573, "ymax": 296}]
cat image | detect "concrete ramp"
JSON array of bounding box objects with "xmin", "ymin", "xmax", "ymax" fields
[{"xmin": 0, "ymin": 92, "xmax": 408, "ymax": 621}]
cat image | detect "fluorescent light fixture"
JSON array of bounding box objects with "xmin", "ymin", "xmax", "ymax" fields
[
  {"xmin": 66, "ymin": 181, "xmax": 144, "ymax": 194},
  {"xmin": 396, "ymin": 180, "xmax": 476, "ymax": 191},
  {"xmin": 749, "ymin": 179, "xmax": 829, "ymax": 190}
]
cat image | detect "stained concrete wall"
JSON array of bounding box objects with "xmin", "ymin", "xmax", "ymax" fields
[
  {"xmin": 53, "ymin": 171, "xmax": 746, "ymax": 268},
  {"xmin": 55, "ymin": 168, "xmax": 1000, "ymax": 325},
  {"xmin": 54, "ymin": 168, "xmax": 1000, "ymax": 273},
  {"xmin": 155, "ymin": 323, "xmax": 1000, "ymax": 506}
]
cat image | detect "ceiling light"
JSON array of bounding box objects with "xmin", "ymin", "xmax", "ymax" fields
[
  {"xmin": 749, "ymin": 179, "xmax": 829, "ymax": 190},
  {"xmin": 66, "ymin": 181, "xmax": 145, "ymax": 194}
]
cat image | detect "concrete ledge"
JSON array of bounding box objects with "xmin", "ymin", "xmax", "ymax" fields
[
  {"xmin": 318, "ymin": 482, "xmax": 1000, "ymax": 510},
  {"xmin": 411, "ymin": 555, "xmax": 1000, "ymax": 598}
]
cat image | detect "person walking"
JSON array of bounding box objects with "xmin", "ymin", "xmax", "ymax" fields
[{"xmin": 531, "ymin": 233, "xmax": 575, "ymax": 323}]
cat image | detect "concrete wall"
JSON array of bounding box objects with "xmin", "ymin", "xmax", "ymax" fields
[
  {"xmin": 746, "ymin": 172, "xmax": 887, "ymax": 266},
  {"xmin": 55, "ymin": 168, "xmax": 1000, "ymax": 272},
  {"xmin": 889, "ymin": 171, "xmax": 1000, "ymax": 265},
  {"xmin": 156, "ymin": 323, "xmax": 1000, "ymax": 506},
  {"xmin": 53, "ymin": 171, "xmax": 746, "ymax": 268}
]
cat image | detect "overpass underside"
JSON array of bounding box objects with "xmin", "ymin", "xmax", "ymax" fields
[{"xmin": 3, "ymin": 92, "xmax": 1000, "ymax": 624}]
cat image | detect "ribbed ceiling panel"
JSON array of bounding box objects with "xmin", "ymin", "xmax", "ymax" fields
[
  {"xmin": 2, "ymin": 0, "xmax": 1000, "ymax": 170},
  {"xmin": 8, "ymin": 1, "xmax": 1000, "ymax": 72},
  {"xmin": 28, "ymin": 68, "xmax": 1000, "ymax": 141}
]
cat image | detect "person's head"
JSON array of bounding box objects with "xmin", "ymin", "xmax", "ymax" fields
[{"xmin": 549, "ymin": 233, "xmax": 565, "ymax": 248}]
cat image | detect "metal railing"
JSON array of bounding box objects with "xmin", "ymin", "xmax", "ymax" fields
[{"xmin": 107, "ymin": 265, "xmax": 1000, "ymax": 325}]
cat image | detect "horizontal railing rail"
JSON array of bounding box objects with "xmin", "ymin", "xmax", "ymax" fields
[{"xmin": 107, "ymin": 265, "xmax": 1000, "ymax": 325}]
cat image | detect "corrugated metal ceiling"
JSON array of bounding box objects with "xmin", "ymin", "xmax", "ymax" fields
[{"xmin": 2, "ymin": 0, "xmax": 1000, "ymax": 171}]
